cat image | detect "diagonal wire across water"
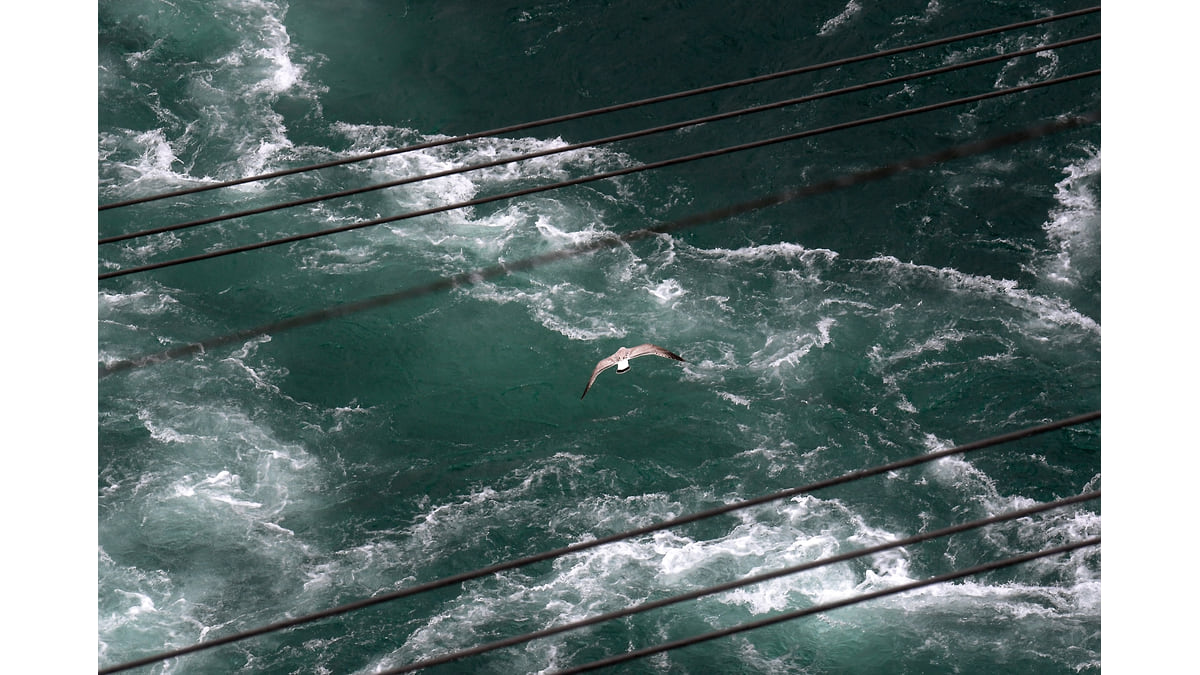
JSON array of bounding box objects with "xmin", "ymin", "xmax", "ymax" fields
[
  {"xmin": 98, "ymin": 111, "xmax": 1099, "ymax": 378},
  {"xmin": 96, "ymin": 6, "xmax": 1098, "ymax": 212},
  {"xmin": 98, "ymin": 34, "xmax": 1097, "ymax": 246},
  {"xmin": 98, "ymin": 411, "xmax": 1099, "ymax": 674},
  {"xmin": 97, "ymin": 70, "xmax": 1099, "ymax": 280}
]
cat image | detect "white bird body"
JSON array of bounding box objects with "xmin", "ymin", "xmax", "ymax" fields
[{"xmin": 581, "ymin": 343, "xmax": 684, "ymax": 398}]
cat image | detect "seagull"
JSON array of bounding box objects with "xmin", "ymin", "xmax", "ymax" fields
[{"xmin": 581, "ymin": 344, "xmax": 685, "ymax": 399}]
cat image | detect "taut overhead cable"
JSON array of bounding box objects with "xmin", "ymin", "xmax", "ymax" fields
[
  {"xmin": 380, "ymin": 490, "xmax": 1099, "ymax": 674},
  {"xmin": 98, "ymin": 34, "xmax": 1098, "ymax": 246},
  {"xmin": 98, "ymin": 110, "xmax": 1098, "ymax": 378},
  {"xmin": 97, "ymin": 71, "xmax": 1099, "ymax": 281},
  {"xmin": 97, "ymin": 6, "xmax": 1098, "ymax": 211},
  {"xmin": 551, "ymin": 538, "xmax": 1101, "ymax": 674},
  {"xmin": 97, "ymin": 411, "xmax": 1099, "ymax": 674}
]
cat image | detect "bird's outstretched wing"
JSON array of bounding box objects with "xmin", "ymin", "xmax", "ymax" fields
[
  {"xmin": 580, "ymin": 345, "xmax": 685, "ymax": 399},
  {"xmin": 581, "ymin": 355, "xmax": 620, "ymax": 399},
  {"xmin": 628, "ymin": 343, "xmax": 685, "ymax": 363}
]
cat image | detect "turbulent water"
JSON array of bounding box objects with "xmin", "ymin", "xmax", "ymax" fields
[{"xmin": 98, "ymin": 1, "xmax": 1101, "ymax": 673}]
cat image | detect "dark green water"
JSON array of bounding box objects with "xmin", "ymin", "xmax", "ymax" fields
[{"xmin": 98, "ymin": 1, "xmax": 1100, "ymax": 672}]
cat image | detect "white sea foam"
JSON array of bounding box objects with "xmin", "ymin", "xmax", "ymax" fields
[
  {"xmin": 222, "ymin": 335, "xmax": 291, "ymax": 396},
  {"xmin": 863, "ymin": 255, "xmax": 1099, "ymax": 335},
  {"xmin": 748, "ymin": 317, "xmax": 836, "ymax": 374},
  {"xmin": 100, "ymin": 0, "xmax": 327, "ymax": 199},
  {"xmin": 873, "ymin": 327, "xmax": 965, "ymax": 364},
  {"xmin": 993, "ymin": 32, "xmax": 1063, "ymax": 88},
  {"xmin": 877, "ymin": 571, "xmax": 1099, "ymax": 622},
  {"xmin": 372, "ymin": 456, "xmax": 928, "ymax": 671},
  {"xmin": 694, "ymin": 241, "xmax": 838, "ymax": 267},
  {"xmin": 242, "ymin": 7, "xmax": 304, "ymax": 96},
  {"xmin": 891, "ymin": 1, "xmax": 943, "ymax": 26},
  {"xmin": 98, "ymin": 547, "xmax": 191, "ymax": 665},
  {"xmin": 298, "ymin": 241, "xmax": 383, "ymax": 274},
  {"xmin": 334, "ymin": 148, "xmax": 840, "ymax": 348},
  {"xmin": 717, "ymin": 391, "xmax": 752, "ymax": 407},
  {"xmin": 119, "ymin": 398, "xmax": 320, "ymax": 536},
  {"xmin": 470, "ymin": 279, "xmax": 629, "ymax": 340},
  {"xmin": 99, "ymin": 288, "xmax": 180, "ymax": 318},
  {"xmin": 818, "ymin": 1, "xmax": 863, "ymax": 36},
  {"xmin": 404, "ymin": 453, "xmax": 593, "ymax": 553},
  {"xmin": 341, "ymin": 126, "xmax": 633, "ymax": 227},
  {"xmin": 920, "ymin": 436, "xmax": 1101, "ymax": 572},
  {"xmin": 1036, "ymin": 150, "xmax": 1101, "ymax": 287},
  {"xmin": 101, "ymin": 388, "xmax": 335, "ymax": 664},
  {"xmin": 171, "ymin": 470, "xmax": 266, "ymax": 510},
  {"xmin": 532, "ymin": 212, "xmax": 603, "ymax": 247},
  {"xmin": 137, "ymin": 408, "xmax": 208, "ymax": 445},
  {"xmin": 100, "ymin": 128, "xmax": 197, "ymax": 191},
  {"xmin": 865, "ymin": 321, "xmax": 1026, "ymax": 414},
  {"xmin": 648, "ymin": 278, "xmax": 686, "ymax": 304},
  {"xmin": 323, "ymin": 121, "xmax": 644, "ymax": 291}
]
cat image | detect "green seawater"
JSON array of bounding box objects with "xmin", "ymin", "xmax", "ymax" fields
[{"xmin": 99, "ymin": 1, "xmax": 1101, "ymax": 672}]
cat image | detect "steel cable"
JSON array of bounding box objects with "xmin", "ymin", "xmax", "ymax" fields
[
  {"xmin": 98, "ymin": 33, "xmax": 1098, "ymax": 246},
  {"xmin": 97, "ymin": 6, "xmax": 1098, "ymax": 212},
  {"xmin": 98, "ymin": 111, "xmax": 1099, "ymax": 378},
  {"xmin": 551, "ymin": 537, "xmax": 1101, "ymax": 674},
  {"xmin": 97, "ymin": 70, "xmax": 1098, "ymax": 281},
  {"xmin": 379, "ymin": 490, "xmax": 1099, "ymax": 674},
  {"xmin": 97, "ymin": 411, "xmax": 1099, "ymax": 674}
]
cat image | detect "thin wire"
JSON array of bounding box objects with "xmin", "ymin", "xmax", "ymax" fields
[
  {"xmin": 98, "ymin": 33, "xmax": 1098, "ymax": 246},
  {"xmin": 380, "ymin": 490, "xmax": 1099, "ymax": 674},
  {"xmin": 551, "ymin": 537, "xmax": 1101, "ymax": 675},
  {"xmin": 98, "ymin": 111, "xmax": 1099, "ymax": 378},
  {"xmin": 97, "ymin": 411, "xmax": 1099, "ymax": 674},
  {"xmin": 97, "ymin": 6, "xmax": 1099, "ymax": 211},
  {"xmin": 97, "ymin": 70, "xmax": 1098, "ymax": 281}
]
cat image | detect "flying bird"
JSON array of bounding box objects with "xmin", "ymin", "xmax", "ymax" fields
[{"xmin": 581, "ymin": 343, "xmax": 685, "ymax": 398}]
